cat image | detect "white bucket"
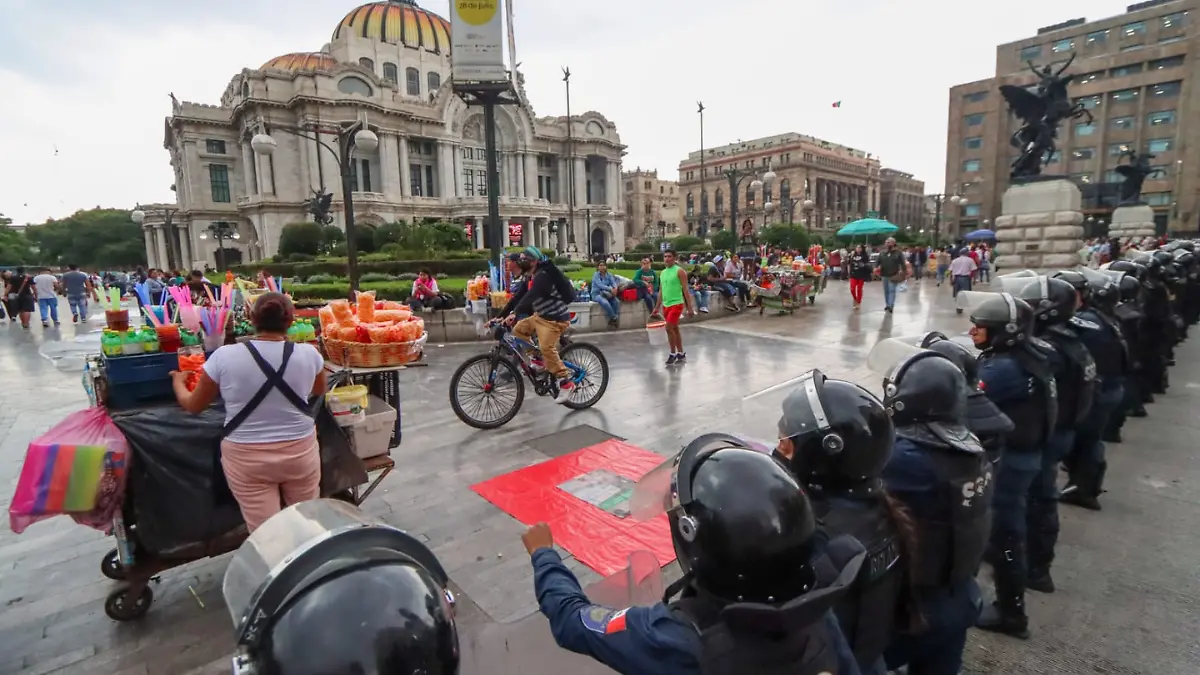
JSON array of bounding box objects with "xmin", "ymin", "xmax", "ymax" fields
[
  {"xmin": 467, "ymin": 299, "xmax": 488, "ymax": 315},
  {"xmin": 646, "ymin": 321, "xmax": 668, "ymax": 347},
  {"xmin": 326, "ymin": 385, "xmax": 369, "ymax": 426}
]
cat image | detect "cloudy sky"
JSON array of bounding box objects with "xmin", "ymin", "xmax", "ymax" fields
[{"xmin": 0, "ymin": 0, "xmax": 1138, "ymax": 225}]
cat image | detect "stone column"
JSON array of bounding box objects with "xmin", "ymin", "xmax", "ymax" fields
[
  {"xmin": 143, "ymin": 228, "xmax": 157, "ymax": 269},
  {"xmin": 380, "ymin": 133, "xmax": 402, "ymax": 201},
  {"xmin": 993, "ymin": 179, "xmax": 1085, "ymax": 272},
  {"xmin": 452, "ymin": 145, "xmax": 463, "ymax": 199},
  {"xmin": 524, "ymin": 153, "xmax": 538, "ymax": 199},
  {"xmin": 574, "ymin": 157, "xmax": 587, "ymax": 207},
  {"xmin": 240, "ymin": 143, "xmax": 256, "ymax": 195},
  {"xmin": 436, "ymin": 142, "xmax": 451, "ymax": 200},
  {"xmin": 1108, "ymin": 204, "xmax": 1157, "ymax": 242},
  {"xmin": 399, "ymin": 135, "xmax": 411, "ymax": 197},
  {"xmin": 178, "ymin": 223, "xmax": 192, "ymax": 269},
  {"xmin": 474, "ymin": 219, "xmax": 484, "ymax": 249},
  {"xmin": 151, "ymin": 226, "xmax": 168, "ymax": 270},
  {"xmin": 558, "ymin": 156, "xmax": 569, "ymax": 203}
]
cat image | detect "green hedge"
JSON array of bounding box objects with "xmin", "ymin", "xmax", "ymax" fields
[
  {"xmin": 233, "ymin": 258, "xmax": 492, "ymax": 279},
  {"xmin": 286, "ymin": 277, "xmax": 469, "ymax": 304}
]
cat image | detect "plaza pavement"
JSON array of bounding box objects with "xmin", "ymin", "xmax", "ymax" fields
[{"xmin": 0, "ymin": 280, "xmax": 1197, "ymax": 674}]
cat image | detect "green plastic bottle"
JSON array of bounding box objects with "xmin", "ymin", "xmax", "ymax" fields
[
  {"xmin": 286, "ymin": 324, "xmax": 299, "ymax": 342},
  {"xmin": 301, "ymin": 319, "xmax": 316, "ymax": 342},
  {"xmin": 101, "ymin": 330, "xmax": 122, "ymax": 357},
  {"xmin": 142, "ymin": 329, "xmax": 160, "ymax": 353},
  {"xmin": 122, "ymin": 330, "xmax": 144, "ymax": 355}
]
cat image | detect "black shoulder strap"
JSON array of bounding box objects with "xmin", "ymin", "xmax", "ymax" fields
[{"xmin": 221, "ymin": 342, "xmax": 314, "ymax": 438}]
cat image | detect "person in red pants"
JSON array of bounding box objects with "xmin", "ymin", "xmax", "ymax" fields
[{"xmin": 847, "ymin": 244, "xmax": 872, "ymax": 309}]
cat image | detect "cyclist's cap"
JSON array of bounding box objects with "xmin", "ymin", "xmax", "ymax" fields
[
  {"xmin": 506, "ymin": 253, "xmax": 522, "ymax": 263},
  {"xmin": 521, "ymin": 246, "xmax": 547, "ymax": 261}
]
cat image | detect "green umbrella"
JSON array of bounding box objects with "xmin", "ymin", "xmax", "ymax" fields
[{"xmin": 836, "ymin": 218, "xmax": 899, "ymax": 237}]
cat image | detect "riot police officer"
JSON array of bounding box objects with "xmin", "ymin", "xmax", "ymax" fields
[
  {"xmin": 1125, "ymin": 255, "xmax": 1172, "ymax": 392},
  {"xmin": 967, "ymin": 292, "xmax": 1054, "ymax": 639},
  {"xmin": 918, "ymin": 332, "xmax": 1015, "ymax": 463},
  {"xmin": 771, "ymin": 370, "xmax": 909, "ymax": 674},
  {"xmin": 529, "ymin": 434, "xmax": 865, "ymax": 675},
  {"xmin": 224, "ymin": 499, "xmax": 461, "ymax": 674},
  {"xmin": 1105, "ymin": 270, "xmax": 1150, "ymax": 437},
  {"xmin": 1008, "ymin": 275, "xmax": 1096, "ymax": 594},
  {"xmin": 1169, "ymin": 245, "xmax": 1200, "ymax": 327},
  {"xmin": 874, "ymin": 348, "xmax": 992, "ymax": 675},
  {"xmin": 1060, "ymin": 269, "xmax": 1129, "ymax": 511}
]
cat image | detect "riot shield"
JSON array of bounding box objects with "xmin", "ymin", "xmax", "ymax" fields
[
  {"xmin": 956, "ymin": 289, "xmax": 1001, "ymax": 312},
  {"xmin": 629, "ymin": 432, "xmax": 773, "ymax": 523},
  {"xmin": 457, "ymin": 550, "xmax": 666, "ymax": 675},
  {"xmin": 997, "ymin": 274, "xmax": 1043, "ymax": 295}
]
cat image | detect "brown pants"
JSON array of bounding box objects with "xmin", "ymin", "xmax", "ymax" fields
[
  {"xmin": 221, "ymin": 431, "xmax": 320, "ymax": 532},
  {"xmin": 514, "ymin": 315, "xmax": 570, "ymax": 378}
]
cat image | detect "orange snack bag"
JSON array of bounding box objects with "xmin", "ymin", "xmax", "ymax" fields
[
  {"xmin": 318, "ymin": 306, "xmax": 336, "ymax": 330},
  {"xmin": 373, "ymin": 309, "xmax": 412, "ymax": 323},
  {"xmin": 379, "ymin": 300, "xmax": 404, "ymax": 310},
  {"xmin": 328, "ymin": 300, "xmax": 354, "ymax": 325},
  {"xmin": 407, "ymin": 316, "xmax": 425, "ymax": 335},
  {"xmin": 356, "ymin": 291, "xmax": 377, "ymax": 323},
  {"xmin": 367, "ymin": 323, "xmax": 392, "ymax": 343},
  {"xmin": 336, "ymin": 326, "xmax": 360, "ymax": 342}
]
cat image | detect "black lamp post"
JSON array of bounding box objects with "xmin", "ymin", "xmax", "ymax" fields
[
  {"xmin": 200, "ymin": 221, "xmax": 240, "ymax": 270},
  {"xmin": 927, "ymin": 193, "xmax": 966, "ymax": 247},
  {"xmin": 719, "ymin": 166, "xmax": 774, "ymax": 233},
  {"xmin": 131, "ymin": 204, "xmax": 181, "ymax": 271},
  {"xmin": 563, "ymin": 67, "xmax": 577, "ymax": 253}
]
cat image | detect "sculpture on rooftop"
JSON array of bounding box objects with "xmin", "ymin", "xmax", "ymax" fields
[
  {"xmin": 1114, "ymin": 150, "xmax": 1164, "ymax": 205},
  {"xmin": 998, "ymin": 53, "xmax": 1095, "ymax": 182},
  {"xmin": 307, "ymin": 188, "xmax": 334, "ymax": 225}
]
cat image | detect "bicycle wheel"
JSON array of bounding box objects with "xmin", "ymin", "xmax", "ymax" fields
[
  {"xmin": 450, "ymin": 354, "xmax": 525, "ymax": 429},
  {"xmin": 559, "ymin": 343, "xmax": 609, "ymax": 410}
]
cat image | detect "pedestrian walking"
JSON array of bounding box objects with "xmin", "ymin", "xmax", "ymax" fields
[
  {"xmin": 935, "ymin": 247, "xmax": 951, "ymax": 286},
  {"xmin": 949, "ymin": 251, "xmax": 978, "ymax": 313},
  {"xmin": 977, "ymin": 245, "xmax": 992, "ymax": 284},
  {"xmin": 654, "ymin": 249, "xmax": 694, "ymax": 365},
  {"xmin": 32, "ymin": 268, "xmax": 61, "ymax": 327},
  {"xmin": 874, "ymin": 237, "xmax": 908, "ymax": 313},
  {"xmin": 61, "ymin": 264, "xmax": 99, "ymax": 323},
  {"xmin": 848, "ymin": 244, "xmax": 871, "ymax": 309}
]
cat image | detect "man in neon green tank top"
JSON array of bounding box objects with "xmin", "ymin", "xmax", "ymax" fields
[{"xmin": 654, "ymin": 249, "xmax": 695, "ymax": 365}]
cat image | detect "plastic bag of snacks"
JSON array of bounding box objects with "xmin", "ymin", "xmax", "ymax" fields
[
  {"xmin": 356, "ymin": 290, "xmax": 377, "ymax": 323},
  {"xmin": 373, "ymin": 309, "xmax": 412, "ymax": 323},
  {"xmin": 328, "ymin": 299, "xmax": 355, "ymax": 325},
  {"xmin": 9, "ymin": 407, "xmax": 129, "ymax": 534}
]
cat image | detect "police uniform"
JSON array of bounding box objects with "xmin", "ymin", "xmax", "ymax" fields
[
  {"xmin": 874, "ymin": 350, "xmax": 992, "ymax": 675},
  {"xmin": 1065, "ymin": 296, "xmax": 1127, "ymax": 510},
  {"xmin": 535, "ymin": 435, "xmax": 865, "ymax": 675}
]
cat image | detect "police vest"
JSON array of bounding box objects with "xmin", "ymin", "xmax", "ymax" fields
[
  {"xmin": 668, "ymin": 538, "xmax": 865, "ymax": 675},
  {"xmin": 908, "ymin": 445, "xmax": 994, "ymax": 590},
  {"xmin": 1079, "ymin": 309, "xmax": 1129, "ymax": 380},
  {"xmin": 1043, "ymin": 326, "xmax": 1097, "ymax": 428},
  {"xmin": 982, "ymin": 350, "xmax": 1056, "ymax": 449},
  {"xmin": 813, "ymin": 496, "xmax": 903, "ymax": 671}
]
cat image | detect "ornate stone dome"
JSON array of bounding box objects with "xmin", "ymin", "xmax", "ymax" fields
[
  {"xmin": 261, "ymin": 52, "xmax": 339, "ymax": 71},
  {"xmin": 333, "ymin": 0, "xmax": 451, "ymax": 54}
]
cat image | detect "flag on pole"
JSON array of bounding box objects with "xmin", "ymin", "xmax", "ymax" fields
[{"xmin": 831, "ymin": 101, "xmax": 842, "ymax": 108}]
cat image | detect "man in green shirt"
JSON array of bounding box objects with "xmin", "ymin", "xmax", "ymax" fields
[
  {"xmin": 654, "ymin": 249, "xmax": 694, "ymax": 365},
  {"xmin": 632, "ymin": 257, "xmax": 660, "ymax": 317}
]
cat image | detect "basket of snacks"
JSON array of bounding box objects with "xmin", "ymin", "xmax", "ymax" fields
[{"xmin": 318, "ymin": 292, "xmax": 429, "ymax": 367}]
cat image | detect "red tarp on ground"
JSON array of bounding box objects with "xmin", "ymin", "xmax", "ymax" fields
[{"xmin": 471, "ymin": 439, "xmax": 675, "ymax": 577}]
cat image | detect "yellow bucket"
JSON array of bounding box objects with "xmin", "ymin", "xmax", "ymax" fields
[{"xmin": 326, "ymin": 385, "xmax": 369, "ymax": 426}]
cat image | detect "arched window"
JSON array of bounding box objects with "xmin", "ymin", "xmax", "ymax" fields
[
  {"xmin": 686, "ymin": 193, "xmax": 694, "ymax": 217},
  {"xmin": 405, "ymin": 68, "xmax": 420, "ymax": 96},
  {"xmin": 428, "ymin": 71, "xmax": 441, "ymax": 93},
  {"xmin": 241, "ymin": 82, "xmax": 250, "ymax": 98},
  {"xmin": 382, "ymin": 62, "xmax": 398, "ymax": 84},
  {"xmin": 779, "ymin": 179, "xmax": 790, "ymax": 203},
  {"xmin": 746, "ymin": 184, "xmax": 755, "ymax": 207},
  {"xmin": 337, "ymin": 76, "xmax": 373, "ymax": 97},
  {"xmin": 715, "ymin": 188, "xmax": 723, "ymax": 213},
  {"xmin": 358, "ymin": 57, "xmax": 375, "ymax": 72}
]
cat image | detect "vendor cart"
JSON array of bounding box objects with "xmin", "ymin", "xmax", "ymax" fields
[
  {"xmin": 87, "ymin": 356, "xmax": 403, "ymax": 622},
  {"xmin": 753, "ymin": 267, "xmax": 821, "ymax": 315}
]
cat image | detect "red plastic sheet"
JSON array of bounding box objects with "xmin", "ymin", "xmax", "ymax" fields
[{"xmin": 471, "ymin": 439, "xmax": 675, "ymax": 576}]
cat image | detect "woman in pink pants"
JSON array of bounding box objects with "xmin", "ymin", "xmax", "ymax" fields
[{"xmin": 172, "ymin": 293, "xmax": 328, "ymax": 531}]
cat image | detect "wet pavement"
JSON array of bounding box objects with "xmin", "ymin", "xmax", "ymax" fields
[{"xmin": 1, "ymin": 281, "xmax": 1198, "ymax": 674}]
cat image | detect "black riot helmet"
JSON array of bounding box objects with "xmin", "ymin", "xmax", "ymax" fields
[
  {"xmin": 1174, "ymin": 249, "xmax": 1196, "ymax": 269},
  {"xmin": 226, "ymin": 500, "xmax": 459, "ymax": 675},
  {"xmin": 1131, "ymin": 252, "xmax": 1163, "ymax": 279},
  {"xmin": 920, "ymin": 332, "xmax": 1015, "ymax": 438},
  {"xmin": 970, "ymin": 292, "xmax": 1035, "ymax": 350},
  {"xmin": 1053, "ymin": 269, "xmax": 1090, "ymax": 305},
  {"xmin": 1014, "ymin": 275, "xmax": 1077, "ymax": 326},
  {"xmin": 776, "ymin": 370, "xmax": 895, "ymax": 495},
  {"xmin": 920, "ymin": 331, "xmax": 980, "ymax": 385},
  {"xmin": 881, "ymin": 350, "xmax": 971, "ymax": 426},
  {"xmin": 668, "ymin": 434, "xmax": 819, "ymax": 604},
  {"xmin": 1080, "ymin": 267, "xmax": 1119, "ymax": 309},
  {"xmin": 1108, "ymin": 259, "xmax": 1146, "ymax": 282},
  {"xmin": 1152, "ymin": 249, "xmax": 1175, "ymax": 266},
  {"xmin": 1117, "ymin": 273, "xmax": 1141, "ymax": 302}
]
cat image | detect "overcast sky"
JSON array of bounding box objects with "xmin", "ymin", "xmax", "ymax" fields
[{"xmin": 0, "ymin": 0, "xmax": 1139, "ymax": 225}]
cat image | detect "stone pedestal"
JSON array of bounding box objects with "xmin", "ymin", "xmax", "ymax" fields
[
  {"xmin": 993, "ymin": 179, "xmax": 1085, "ymax": 273},
  {"xmin": 1108, "ymin": 204, "xmax": 1156, "ymax": 241}
]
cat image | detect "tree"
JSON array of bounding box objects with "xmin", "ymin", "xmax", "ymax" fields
[
  {"xmin": 631, "ymin": 241, "xmax": 657, "ymax": 253},
  {"xmin": 23, "ymin": 208, "xmax": 146, "ymax": 269},
  {"xmin": 0, "ymin": 227, "xmax": 33, "ymax": 266},
  {"xmin": 760, "ymin": 224, "xmax": 812, "ymax": 252},
  {"xmin": 669, "ymin": 235, "xmax": 705, "ymax": 252},
  {"xmin": 278, "ymin": 222, "xmax": 325, "ymax": 257},
  {"xmin": 710, "ymin": 229, "xmax": 738, "ymax": 252},
  {"xmin": 355, "ymin": 225, "xmax": 377, "ymax": 253},
  {"xmin": 322, "ymin": 225, "xmax": 345, "ymax": 253},
  {"xmin": 373, "ymin": 221, "xmax": 408, "ymax": 249}
]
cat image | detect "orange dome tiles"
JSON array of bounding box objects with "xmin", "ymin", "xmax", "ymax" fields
[
  {"xmin": 334, "ymin": 1, "xmax": 451, "ymax": 53},
  {"xmin": 262, "ymin": 53, "xmax": 338, "ymax": 71}
]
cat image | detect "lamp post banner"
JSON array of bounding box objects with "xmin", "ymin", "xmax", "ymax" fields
[{"xmin": 451, "ymin": 0, "xmax": 507, "ymax": 82}]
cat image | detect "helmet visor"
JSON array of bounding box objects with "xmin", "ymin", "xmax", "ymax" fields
[{"xmin": 628, "ymin": 433, "xmax": 771, "ymax": 522}]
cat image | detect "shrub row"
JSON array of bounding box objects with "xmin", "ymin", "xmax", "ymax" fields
[
  {"xmin": 285, "ymin": 277, "xmax": 470, "ymax": 304},
  {"xmin": 232, "ymin": 258, "xmax": 493, "ymax": 279}
]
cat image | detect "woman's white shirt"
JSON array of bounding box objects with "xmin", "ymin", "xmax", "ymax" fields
[{"xmin": 203, "ymin": 340, "xmax": 324, "ymax": 444}]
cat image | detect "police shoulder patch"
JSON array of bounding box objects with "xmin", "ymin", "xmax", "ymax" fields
[{"xmin": 579, "ymin": 606, "xmax": 627, "ymax": 634}]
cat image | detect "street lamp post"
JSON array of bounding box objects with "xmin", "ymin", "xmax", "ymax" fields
[
  {"xmin": 549, "ymin": 222, "xmax": 560, "ymax": 254},
  {"xmin": 721, "ymin": 166, "xmax": 773, "ymax": 235},
  {"xmin": 131, "ymin": 204, "xmax": 181, "ymax": 272},
  {"xmin": 251, "ymin": 121, "xmax": 379, "ymax": 293},
  {"xmin": 584, "ymin": 206, "xmax": 610, "ymax": 259},
  {"xmin": 199, "ymin": 221, "xmax": 240, "ymax": 270},
  {"xmin": 563, "ymin": 67, "xmax": 577, "ymax": 254},
  {"xmin": 697, "ymin": 102, "xmax": 707, "ymax": 239},
  {"xmin": 928, "ymin": 194, "xmax": 966, "ymax": 247}
]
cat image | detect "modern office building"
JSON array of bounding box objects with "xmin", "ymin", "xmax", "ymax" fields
[
  {"xmin": 879, "ymin": 168, "xmax": 928, "ymax": 232},
  {"xmin": 677, "ymin": 133, "xmax": 882, "ymax": 236},
  {"xmin": 945, "ymin": 0, "xmax": 1197, "ymax": 237},
  {"xmin": 151, "ymin": 0, "xmax": 627, "ymax": 270},
  {"xmin": 622, "ymin": 168, "xmax": 681, "ymax": 245}
]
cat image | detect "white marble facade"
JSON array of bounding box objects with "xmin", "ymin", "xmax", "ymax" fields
[{"xmin": 148, "ymin": 0, "xmax": 626, "ymax": 271}]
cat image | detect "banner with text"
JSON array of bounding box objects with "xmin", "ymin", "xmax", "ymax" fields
[
  {"xmin": 508, "ymin": 222, "xmax": 523, "ymax": 245},
  {"xmin": 451, "ymin": 0, "xmax": 507, "ymax": 82}
]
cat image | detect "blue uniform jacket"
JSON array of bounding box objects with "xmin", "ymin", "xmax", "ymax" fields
[
  {"xmin": 532, "ymin": 548, "xmax": 862, "ymax": 675},
  {"xmin": 977, "ymin": 354, "xmax": 1038, "ymax": 405}
]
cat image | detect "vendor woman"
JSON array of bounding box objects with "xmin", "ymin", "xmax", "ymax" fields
[{"xmin": 171, "ymin": 292, "xmax": 327, "ymax": 532}]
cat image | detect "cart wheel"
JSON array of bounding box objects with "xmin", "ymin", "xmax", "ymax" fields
[
  {"xmin": 808, "ymin": 297, "xmax": 815, "ymax": 305},
  {"xmin": 330, "ymin": 489, "xmax": 356, "ymax": 504},
  {"xmin": 101, "ymin": 549, "xmax": 127, "ymax": 581},
  {"xmin": 105, "ymin": 585, "xmax": 153, "ymax": 621}
]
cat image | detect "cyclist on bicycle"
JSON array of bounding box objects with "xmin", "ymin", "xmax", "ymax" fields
[{"xmin": 497, "ymin": 246, "xmax": 579, "ymax": 403}]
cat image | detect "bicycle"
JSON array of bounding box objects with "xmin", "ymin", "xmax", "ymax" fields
[{"xmin": 449, "ymin": 320, "xmax": 610, "ymax": 429}]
